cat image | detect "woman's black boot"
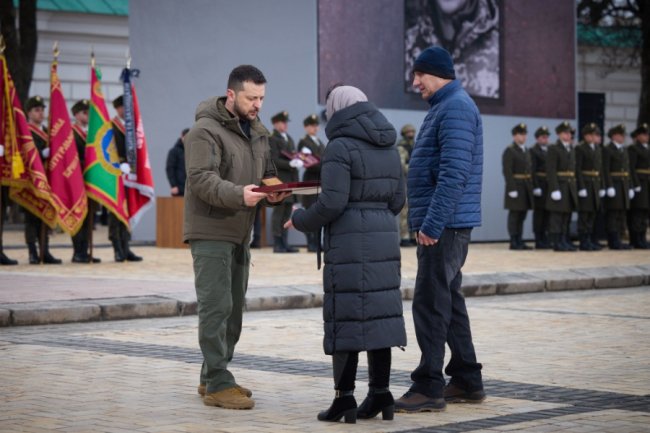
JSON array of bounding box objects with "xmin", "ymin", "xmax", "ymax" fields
[
  {"xmin": 357, "ymin": 387, "xmax": 394, "ymax": 420},
  {"xmin": 317, "ymin": 390, "xmax": 357, "ymax": 423}
]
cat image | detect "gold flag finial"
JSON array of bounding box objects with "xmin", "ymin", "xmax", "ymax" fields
[
  {"xmin": 126, "ymin": 47, "xmax": 131, "ymax": 69},
  {"xmin": 91, "ymin": 45, "xmax": 95, "ymax": 68}
]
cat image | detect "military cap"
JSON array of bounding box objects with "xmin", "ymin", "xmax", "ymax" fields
[
  {"xmin": 555, "ymin": 121, "xmax": 572, "ymax": 134},
  {"xmin": 25, "ymin": 95, "xmax": 45, "ymax": 112},
  {"xmin": 112, "ymin": 95, "xmax": 124, "ymax": 109},
  {"xmin": 631, "ymin": 123, "xmax": 649, "ymax": 138},
  {"xmin": 271, "ymin": 111, "xmax": 290, "ymax": 124},
  {"xmin": 534, "ymin": 126, "xmax": 550, "ymax": 138},
  {"xmin": 401, "ymin": 124, "xmax": 416, "ymax": 136},
  {"xmin": 607, "ymin": 124, "xmax": 626, "ymax": 138},
  {"xmin": 511, "ymin": 123, "xmax": 527, "ymax": 135},
  {"xmin": 71, "ymin": 99, "xmax": 90, "ymax": 115},
  {"xmin": 581, "ymin": 123, "xmax": 601, "ymax": 136},
  {"xmin": 303, "ymin": 114, "xmax": 319, "ymax": 126}
]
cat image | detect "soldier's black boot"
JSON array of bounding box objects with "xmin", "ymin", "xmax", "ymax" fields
[
  {"xmin": 579, "ymin": 234, "xmax": 593, "ymax": 251},
  {"xmin": 509, "ymin": 236, "xmax": 520, "ymax": 250},
  {"xmin": 42, "ymin": 237, "xmax": 62, "ymax": 264},
  {"xmin": 517, "ymin": 235, "xmax": 532, "ymax": 250},
  {"xmin": 0, "ymin": 250, "xmax": 18, "ymax": 265},
  {"xmin": 588, "ymin": 233, "xmax": 603, "ymax": 250},
  {"xmin": 563, "ymin": 234, "xmax": 578, "ymax": 251},
  {"xmin": 83, "ymin": 240, "xmax": 101, "ymax": 263},
  {"xmin": 607, "ymin": 232, "xmax": 630, "ymax": 250},
  {"xmin": 282, "ymin": 232, "xmax": 299, "ymax": 253},
  {"xmin": 551, "ymin": 234, "xmax": 568, "ymax": 252},
  {"xmin": 534, "ymin": 232, "xmax": 550, "ymax": 249},
  {"xmin": 27, "ymin": 242, "xmax": 40, "ymax": 264},
  {"xmin": 123, "ymin": 239, "xmax": 143, "ymax": 262},
  {"xmin": 273, "ymin": 236, "xmax": 288, "ymax": 253},
  {"xmin": 112, "ymin": 239, "xmax": 125, "ymax": 262},
  {"xmin": 71, "ymin": 238, "xmax": 88, "ymax": 263},
  {"xmin": 637, "ymin": 232, "xmax": 650, "ymax": 249}
]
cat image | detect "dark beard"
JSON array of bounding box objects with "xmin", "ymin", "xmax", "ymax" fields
[{"xmin": 233, "ymin": 100, "xmax": 257, "ymax": 121}]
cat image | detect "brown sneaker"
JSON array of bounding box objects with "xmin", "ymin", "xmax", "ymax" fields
[
  {"xmin": 198, "ymin": 383, "xmax": 252, "ymax": 398},
  {"xmin": 443, "ymin": 383, "xmax": 486, "ymax": 403},
  {"xmin": 203, "ymin": 387, "xmax": 255, "ymax": 409},
  {"xmin": 394, "ymin": 391, "xmax": 446, "ymax": 413}
]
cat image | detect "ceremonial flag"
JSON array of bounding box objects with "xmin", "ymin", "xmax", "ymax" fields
[
  {"xmin": 83, "ymin": 62, "xmax": 129, "ymax": 228},
  {"xmin": 47, "ymin": 59, "xmax": 87, "ymax": 235},
  {"xmin": 0, "ymin": 53, "xmax": 58, "ymax": 228},
  {"xmin": 121, "ymin": 67, "xmax": 154, "ymax": 228}
]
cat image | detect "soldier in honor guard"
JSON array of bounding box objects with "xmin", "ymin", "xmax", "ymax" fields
[
  {"xmin": 110, "ymin": 95, "xmax": 143, "ymax": 262},
  {"xmin": 70, "ymin": 99, "xmax": 100, "ymax": 263},
  {"xmin": 0, "ymin": 186, "xmax": 18, "ymax": 265},
  {"xmin": 627, "ymin": 123, "xmax": 650, "ymax": 248},
  {"xmin": 398, "ymin": 124, "xmax": 417, "ymax": 246},
  {"xmin": 268, "ymin": 111, "xmax": 299, "ymax": 253},
  {"xmin": 575, "ymin": 123, "xmax": 605, "ymax": 251},
  {"xmin": 530, "ymin": 126, "xmax": 551, "ymax": 248},
  {"xmin": 546, "ymin": 121, "xmax": 578, "ymax": 251},
  {"xmin": 298, "ymin": 114, "xmax": 325, "ymax": 252},
  {"xmin": 603, "ymin": 124, "xmax": 634, "ymax": 249},
  {"xmin": 24, "ymin": 96, "xmax": 62, "ymax": 264},
  {"xmin": 502, "ymin": 123, "xmax": 533, "ymax": 249}
]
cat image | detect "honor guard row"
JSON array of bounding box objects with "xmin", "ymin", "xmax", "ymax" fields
[{"xmin": 502, "ymin": 121, "xmax": 650, "ymax": 251}]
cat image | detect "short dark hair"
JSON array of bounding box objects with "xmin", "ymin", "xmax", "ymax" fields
[{"xmin": 227, "ymin": 65, "xmax": 267, "ymax": 91}]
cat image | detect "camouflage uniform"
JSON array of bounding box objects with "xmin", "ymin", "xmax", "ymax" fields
[{"xmin": 397, "ymin": 124, "xmax": 416, "ymax": 246}]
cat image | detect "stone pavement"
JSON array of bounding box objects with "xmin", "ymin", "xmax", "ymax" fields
[
  {"xmin": 0, "ymin": 287, "xmax": 648, "ymax": 432},
  {"xmin": 1, "ymin": 224, "xmax": 650, "ymax": 326}
]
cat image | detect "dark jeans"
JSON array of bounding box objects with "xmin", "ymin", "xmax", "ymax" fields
[{"xmin": 410, "ymin": 228, "xmax": 482, "ymax": 398}]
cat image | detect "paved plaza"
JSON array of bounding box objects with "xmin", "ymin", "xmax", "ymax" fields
[{"xmin": 1, "ymin": 286, "xmax": 649, "ymax": 432}]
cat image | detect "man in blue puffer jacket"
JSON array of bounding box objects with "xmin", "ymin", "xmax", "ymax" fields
[{"xmin": 396, "ymin": 46, "xmax": 485, "ymax": 413}]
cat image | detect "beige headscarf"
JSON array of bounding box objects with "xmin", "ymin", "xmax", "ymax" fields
[{"xmin": 325, "ymin": 85, "xmax": 368, "ymax": 121}]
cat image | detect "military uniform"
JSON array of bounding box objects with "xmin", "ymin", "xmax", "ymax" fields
[
  {"xmin": 627, "ymin": 123, "xmax": 650, "ymax": 248},
  {"xmin": 530, "ymin": 126, "xmax": 551, "ymax": 248},
  {"xmin": 397, "ymin": 124, "xmax": 416, "ymax": 246},
  {"xmin": 24, "ymin": 96, "xmax": 62, "ymax": 264},
  {"xmin": 546, "ymin": 122, "xmax": 578, "ymax": 251},
  {"xmin": 602, "ymin": 124, "xmax": 633, "ymax": 249},
  {"xmin": 502, "ymin": 123, "xmax": 533, "ymax": 249},
  {"xmin": 0, "ymin": 185, "xmax": 18, "ymax": 265},
  {"xmin": 298, "ymin": 114, "xmax": 325, "ymax": 252},
  {"xmin": 69, "ymin": 99, "xmax": 100, "ymax": 263},
  {"xmin": 109, "ymin": 95, "xmax": 143, "ymax": 262},
  {"xmin": 268, "ymin": 111, "xmax": 298, "ymax": 253},
  {"xmin": 575, "ymin": 123, "xmax": 604, "ymax": 250}
]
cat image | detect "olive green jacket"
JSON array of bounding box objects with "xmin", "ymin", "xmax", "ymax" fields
[
  {"xmin": 502, "ymin": 143, "xmax": 533, "ymax": 211},
  {"xmin": 183, "ymin": 96, "xmax": 275, "ymax": 244}
]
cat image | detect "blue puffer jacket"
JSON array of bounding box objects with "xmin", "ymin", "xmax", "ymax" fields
[{"xmin": 407, "ymin": 80, "xmax": 483, "ymax": 239}]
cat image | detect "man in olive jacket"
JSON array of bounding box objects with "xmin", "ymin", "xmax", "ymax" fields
[
  {"xmin": 502, "ymin": 123, "xmax": 533, "ymax": 250},
  {"xmin": 575, "ymin": 123, "xmax": 605, "ymax": 251},
  {"xmin": 183, "ymin": 65, "xmax": 287, "ymax": 410}
]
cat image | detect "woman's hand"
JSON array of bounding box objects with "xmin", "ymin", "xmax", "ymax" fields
[{"xmin": 283, "ymin": 219, "xmax": 294, "ymax": 230}]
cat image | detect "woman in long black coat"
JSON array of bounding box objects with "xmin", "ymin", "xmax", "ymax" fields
[{"xmin": 285, "ymin": 86, "xmax": 407, "ymax": 424}]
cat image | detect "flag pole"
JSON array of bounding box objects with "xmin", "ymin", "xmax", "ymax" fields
[
  {"xmin": 0, "ymin": 37, "xmax": 4, "ymax": 250},
  {"xmin": 88, "ymin": 47, "xmax": 95, "ymax": 262}
]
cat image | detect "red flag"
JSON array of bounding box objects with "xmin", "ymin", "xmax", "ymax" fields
[
  {"xmin": 123, "ymin": 74, "xmax": 154, "ymax": 227},
  {"xmin": 0, "ymin": 54, "xmax": 58, "ymax": 228},
  {"xmin": 47, "ymin": 60, "xmax": 87, "ymax": 235}
]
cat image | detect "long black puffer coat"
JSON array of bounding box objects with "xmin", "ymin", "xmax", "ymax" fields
[{"xmin": 291, "ymin": 101, "xmax": 407, "ymax": 355}]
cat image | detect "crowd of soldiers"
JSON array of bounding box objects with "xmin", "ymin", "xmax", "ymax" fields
[
  {"xmin": 0, "ymin": 95, "xmax": 143, "ymax": 266},
  {"xmin": 502, "ymin": 121, "xmax": 650, "ymax": 251}
]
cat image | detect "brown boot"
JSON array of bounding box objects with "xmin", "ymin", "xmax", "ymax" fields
[
  {"xmin": 198, "ymin": 383, "xmax": 252, "ymax": 398},
  {"xmin": 394, "ymin": 391, "xmax": 446, "ymax": 413},
  {"xmin": 203, "ymin": 387, "xmax": 254, "ymax": 409},
  {"xmin": 443, "ymin": 383, "xmax": 486, "ymax": 403}
]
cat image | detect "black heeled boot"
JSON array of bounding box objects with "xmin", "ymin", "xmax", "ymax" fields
[
  {"xmin": 357, "ymin": 388, "xmax": 394, "ymax": 420},
  {"xmin": 317, "ymin": 391, "xmax": 357, "ymax": 423}
]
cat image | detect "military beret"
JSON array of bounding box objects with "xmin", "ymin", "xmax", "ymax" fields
[
  {"xmin": 112, "ymin": 95, "xmax": 124, "ymax": 109},
  {"xmin": 25, "ymin": 95, "xmax": 45, "ymax": 112},
  {"xmin": 71, "ymin": 99, "xmax": 90, "ymax": 115},
  {"xmin": 607, "ymin": 124, "xmax": 626, "ymax": 138},
  {"xmin": 631, "ymin": 123, "xmax": 649, "ymax": 138},
  {"xmin": 555, "ymin": 121, "xmax": 572, "ymax": 134},
  {"xmin": 303, "ymin": 114, "xmax": 319, "ymax": 126},
  {"xmin": 271, "ymin": 111, "xmax": 290, "ymax": 124},
  {"xmin": 534, "ymin": 126, "xmax": 550, "ymax": 138},
  {"xmin": 581, "ymin": 123, "xmax": 601, "ymax": 136},
  {"xmin": 401, "ymin": 124, "xmax": 416, "ymax": 135},
  {"xmin": 511, "ymin": 123, "xmax": 527, "ymax": 135}
]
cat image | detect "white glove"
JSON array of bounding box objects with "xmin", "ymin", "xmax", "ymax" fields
[
  {"xmin": 578, "ymin": 189, "xmax": 587, "ymax": 198},
  {"xmin": 533, "ymin": 188, "xmax": 542, "ymax": 197},
  {"xmin": 41, "ymin": 147, "xmax": 50, "ymax": 159},
  {"xmin": 0, "ymin": 144, "xmax": 4, "ymax": 157},
  {"xmin": 508, "ymin": 191, "xmax": 518, "ymax": 199},
  {"xmin": 551, "ymin": 190, "xmax": 562, "ymax": 201},
  {"xmin": 289, "ymin": 159, "xmax": 304, "ymax": 169},
  {"xmin": 635, "ymin": 186, "xmax": 642, "ymax": 193},
  {"xmin": 629, "ymin": 189, "xmax": 635, "ymax": 199},
  {"xmin": 120, "ymin": 162, "xmax": 131, "ymax": 175},
  {"xmin": 300, "ymin": 147, "xmax": 312, "ymax": 155},
  {"xmin": 607, "ymin": 187, "xmax": 616, "ymax": 198},
  {"xmin": 599, "ymin": 189, "xmax": 606, "ymax": 198}
]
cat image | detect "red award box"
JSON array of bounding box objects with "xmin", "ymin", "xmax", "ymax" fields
[{"xmin": 253, "ymin": 178, "xmax": 320, "ymax": 195}]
